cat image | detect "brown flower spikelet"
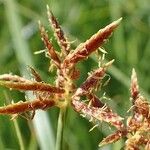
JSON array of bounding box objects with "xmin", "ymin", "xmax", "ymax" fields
[{"xmin": 99, "ymin": 69, "xmax": 150, "ymax": 149}]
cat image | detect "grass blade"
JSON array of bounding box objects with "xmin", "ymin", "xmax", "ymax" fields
[{"xmin": 13, "ymin": 119, "xmax": 25, "ymax": 150}]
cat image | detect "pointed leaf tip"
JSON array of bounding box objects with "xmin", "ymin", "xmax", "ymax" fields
[
  {"xmin": 131, "ymin": 68, "xmax": 136, "ymax": 79},
  {"xmin": 109, "ymin": 18, "xmax": 122, "ymax": 30},
  {"xmin": 131, "ymin": 68, "xmax": 138, "ymax": 85},
  {"xmin": 104, "ymin": 59, "xmax": 115, "ymax": 68},
  {"xmin": 38, "ymin": 20, "xmax": 41, "ymax": 27},
  {"xmin": 46, "ymin": 4, "xmax": 49, "ymax": 9},
  {"xmin": 114, "ymin": 17, "xmax": 122, "ymax": 26},
  {"xmin": 131, "ymin": 68, "xmax": 139, "ymax": 100},
  {"xmin": 117, "ymin": 17, "xmax": 122, "ymax": 23},
  {"xmin": 47, "ymin": 4, "xmax": 53, "ymax": 18},
  {"xmin": 98, "ymin": 139, "xmax": 108, "ymax": 147},
  {"xmin": 46, "ymin": 4, "xmax": 50, "ymax": 12}
]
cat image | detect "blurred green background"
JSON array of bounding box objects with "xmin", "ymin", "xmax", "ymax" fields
[{"xmin": 0, "ymin": 0, "xmax": 149, "ymax": 150}]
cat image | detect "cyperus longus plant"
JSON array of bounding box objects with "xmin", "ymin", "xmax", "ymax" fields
[{"xmin": 0, "ymin": 6, "xmax": 150, "ymax": 150}]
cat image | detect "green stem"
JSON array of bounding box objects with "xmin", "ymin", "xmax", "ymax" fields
[
  {"xmin": 56, "ymin": 108, "xmax": 66, "ymax": 150},
  {"xmin": 13, "ymin": 119, "xmax": 25, "ymax": 150},
  {"xmin": 3, "ymin": 92, "xmax": 25, "ymax": 150}
]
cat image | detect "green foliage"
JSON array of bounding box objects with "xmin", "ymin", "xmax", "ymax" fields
[{"xmin": 0, "ymin": 0, "xmax": 149, "ymax": 150}]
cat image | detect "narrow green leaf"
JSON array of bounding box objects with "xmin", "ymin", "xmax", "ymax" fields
[{"xmin": 13, "ymin": 119, "xmax": 25, "ymax": 150}]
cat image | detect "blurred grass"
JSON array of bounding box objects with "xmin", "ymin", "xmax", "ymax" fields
[
  {"xmin": 2, "ymin": 0, "xmax": 55, "ymax": 150},
  {"xmin": 0, "ymin": 0, "xmax": 150, "ymax": 150},
  {"xmin": 13, "ymin": 119, "xmax": 25, "ymax": 150}
]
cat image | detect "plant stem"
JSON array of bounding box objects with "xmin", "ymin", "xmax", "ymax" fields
[
  {"xmin": 13, "ymin": 119, "xmax": 25, "ymax": 150},
  {"xmin": 3, "ymin": 92, "xmax": 25, "ymax": 150},
  {"xmin": 56, "ymin": 108, "xmax": 66, "ymax": 150}
]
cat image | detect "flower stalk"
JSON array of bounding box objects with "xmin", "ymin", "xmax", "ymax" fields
[{"xmin": 56, "ymin": 108, "xmax": 66, "ymax": 150}]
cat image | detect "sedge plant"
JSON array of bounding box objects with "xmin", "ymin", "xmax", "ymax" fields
[{"xmin": 0, "ymin": 6, "xmax": 149, "ymax": 150}]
